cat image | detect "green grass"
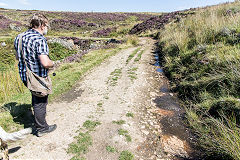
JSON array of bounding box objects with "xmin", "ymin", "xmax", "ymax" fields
[
  {"xmin": 127, "ymin": 67, "xmax": 138, "ymax": 82},
  {"xmin": 112, "ymin": 120, "xmax": 126, "ymax": 125},
  {"xmin": 70, "ymin": 157, "xmax": 86, "ymax": 160},
  {"xmin": 68, "ymin": 120, "xmax": 101, "ymax": 159},
  {"xmin": 106, "ymin": 146, "xmax": 117, "ymax": 153},
  {"xmin": 126, "ymin": 112, "xmax": 134, "ymax": 118},
  {"xmin": 104, "ymin": 96, "xmax": 109, "ymax": 99},
  {"xmin": 48, "ymin": 42, "xmax": 78, "ymax": 61},
  {"xmin": 83, "ymin": 120, "xmax": 101, "ymax": 131},
  {"xmin": 97, "ymin": 102, "xmax": 103, "ymax": 107},
  {"xmin": 134, "ymin": 49, "xmax": 145, "ymax": 62},
  {"xmin": 211, "ymin": 117, "xmax": 240, "ymax": 160},
  {"xmin": 68, "ymin": 132, "xmax": 92, "ymax": 158},
  {"xmin": 118, "ymin": 129, "xmax": 132, "ymax": 142},
  {"xmin": 119, "ymin": 151, "xmax": 134, "ymax": 160},
  {"xmin": 126, "ymin": 47, "xmax": 141, "ymax": 64},
  {"xmin": 157, "ymin": 1, "xmax": 240, "ymax": 159},
  {"xmin": 107, "ymin": 68, "xmax": 122, "ymax": 86}
]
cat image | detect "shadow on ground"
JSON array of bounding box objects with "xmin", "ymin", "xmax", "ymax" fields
[
  {"xmin": 2, "ymin": 102, "xmax": 34, "ymax": 128},
  {"xmin": 9, "ymin": 147, "xmax": 21, "ymax": 154}
]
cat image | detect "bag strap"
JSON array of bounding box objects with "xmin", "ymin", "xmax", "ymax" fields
[{"xmin": 18, "ymin": 33, "xmax": 27, "ymax": 65}]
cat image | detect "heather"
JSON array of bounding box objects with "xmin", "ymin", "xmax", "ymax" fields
[{"xmin": 0, "ymin": 10, "xmax": 154, "ymax": 37}]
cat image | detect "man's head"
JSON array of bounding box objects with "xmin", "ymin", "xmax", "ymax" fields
[{"xmin": 29, "ymin": 13, "xmax": 49, "ymax": 35}]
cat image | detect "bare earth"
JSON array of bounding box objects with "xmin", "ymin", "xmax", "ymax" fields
[{"xmin": 9, "ymin": 38, "xmax": 193, "ymax": 160}]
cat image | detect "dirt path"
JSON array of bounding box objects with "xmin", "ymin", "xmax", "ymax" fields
[{"xmin": 9, "ymin": 38, "xmax": 194, "ymax": 160}]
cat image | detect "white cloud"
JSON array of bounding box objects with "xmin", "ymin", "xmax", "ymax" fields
[
  {"xmin": 0, "ymin": 2, "xmax": 8, "ymax": 7},
  {"xmin": 18, "ymin": 0, "xmax": 30, "ymax": 5}
]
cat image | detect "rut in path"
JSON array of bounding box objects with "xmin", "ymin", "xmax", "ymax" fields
[{"xmin": 10, "ymin": 38, "xmax": 194, "ymax": 160}]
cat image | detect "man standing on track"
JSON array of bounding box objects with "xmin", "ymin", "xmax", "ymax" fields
[{"xmin": 14, "ymin": 13, "xmax": 57, "ymax": 137}]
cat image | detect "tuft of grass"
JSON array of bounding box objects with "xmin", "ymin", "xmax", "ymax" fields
[
  {"xmin": 118, "ymin": 129, "xmax": 132, "ymax": 142},
  {"xmin": 68, "ymin": 131, "xmax": 92, "ymax": 157},
  {"xmin": 97, "ymin": 102, "xmax": 103, "ymax": 107},
  {"xmin": 106, "ymin": 146, "xmax": 117, "ymax": 153},
  {"xmin": 112, "ymin": 120, "xmax": 126, "ymax": 125},
  {"xmin": 68, "ymin": 120, "xmax": 101, "ymax": 159},
  {"xmin": 104, "ymin": 96, "xmax": 109, "ymax": 99},
  {"xmin": 107, "ymin": 68, "xmax": 122, "ymax": 86},
  {"xmin": 126, "ymin": 112, "xmax": 134, "ymax": 118},
  {"xmin": 127, "ymin": 67, "xmax": 138, "ymax": 82},
  {"xmin": 211, "ymin": 116, "xmax": 240, "ymax": 160},
  {"xmin": 70, "ymin": 157, "xmax": 86, "ymax": 160},
  {"xmin": 119, "ymin": 150, "xmax": 134, "ymax": 160},
  {"xmin": 126, "ymin": 36, "xmax": 139, "ymax": 46},
  {"xmin": 126, "ymin": 48, "xmax": 141, "ymax": 64},
  {"xmin": 134, "ymin": 49, "xmax": 145, "ymax": 62},
  {"xmin": 83, "ymin": 120, "xmax": 101, "ymax": 131}
]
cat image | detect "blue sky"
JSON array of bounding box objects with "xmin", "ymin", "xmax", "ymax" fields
[{"xmin": 0, "ymin": 0, "xmax": 235, "ymax": 12}]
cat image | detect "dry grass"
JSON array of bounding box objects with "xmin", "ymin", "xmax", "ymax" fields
[{"xmin": 0, "ymin": 64, "xmax": 25, "ymax": 104}]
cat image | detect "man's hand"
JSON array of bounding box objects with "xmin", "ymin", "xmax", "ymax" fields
[{"xmin": 39, "ymin": 55, "xmax": 54, "ymax": 69}]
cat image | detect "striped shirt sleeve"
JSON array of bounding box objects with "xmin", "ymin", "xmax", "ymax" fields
[{"xmin": 36, "ymin": 38, "xmax": 49, "ymax": 56}]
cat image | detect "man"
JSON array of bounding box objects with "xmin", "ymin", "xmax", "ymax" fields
[{"xmin": 14, "ymin": 13, "xmax": 57, "ymax": 137}]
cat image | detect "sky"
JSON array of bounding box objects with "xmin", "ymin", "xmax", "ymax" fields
[{"xmin": 0, "ymin": 0, "xmax": 236, "ymax": 12}]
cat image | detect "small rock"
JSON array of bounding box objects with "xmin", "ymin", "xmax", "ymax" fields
[
  {"xmin": 48, "ymin": 38, "xmax": 74, "ymax": 50},
  {"xmin": 9, "ymin": 24, "xmax": 21, "ymax": 31},
  {"xmin": 142, "ymin": 130, "xmax": 149, "ymax": 135},
  {"xmin": 161, "ymin": 135, "xmax": 189, "ymax": 158},
  {"xmin": 1, "ymin": 42, "xmax": 6, "ymax": 47},
  {"xmin": 150, "ymin": 92, "xmax": 157, "ymax": 97}
]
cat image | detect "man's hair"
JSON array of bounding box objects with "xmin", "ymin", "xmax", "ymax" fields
[{"xmin": 29, "ymin": 13, "xmax": 48, "ymax": 29}]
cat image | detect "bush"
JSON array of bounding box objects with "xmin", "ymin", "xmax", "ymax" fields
[{"xmin": 48, "ymin": 42, "xmax": 77, "ymax": 61}]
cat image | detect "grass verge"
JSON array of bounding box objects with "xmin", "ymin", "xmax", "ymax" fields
[{"xmin": 156, "ymin": 2, "xmax": 240, "ymax": 159}]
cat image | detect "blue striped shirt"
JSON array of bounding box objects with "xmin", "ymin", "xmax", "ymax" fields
[{"xmin": 14, "ymin": 29, "xmax": 49, "ymax": 82}]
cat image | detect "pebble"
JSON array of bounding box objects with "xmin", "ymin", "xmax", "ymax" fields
[
  {"xmin": 1, "ymin": 42, "xmax": 6, "ymax": 47},
  {"xmin": 142, "ymin": 130, "xmax": 150, "ymax": 135}
]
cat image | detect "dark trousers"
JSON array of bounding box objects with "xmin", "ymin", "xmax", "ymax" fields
[
  {"xmin": 32, "ymin": 94, "xmax": 49, "ymax": 131},
  {"xmin": 23, "ymin": 81, "xmax": 49, "ymax": 131}
]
